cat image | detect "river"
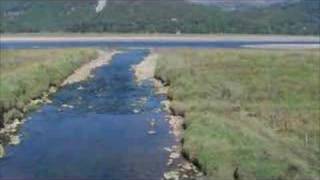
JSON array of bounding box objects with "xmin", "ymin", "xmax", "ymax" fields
[
  {"xmin": 0, "ymin": 50, "xmax": 174, "ymax": 180},
  {"xmin": 1, "ymin": 39, "xmax": 318, "ymax": 49}
]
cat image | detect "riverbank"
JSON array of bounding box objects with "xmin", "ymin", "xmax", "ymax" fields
[
  {"xmin": 243, "ymin": 44, "xmax": 320, "ymax": 49},
  {"xmin": 153, "ymin": 49, "xmax": 319, "ymax": 179},
  {"xmin": 133, "ymin": 51, "xmax": 203, "ymax": 180},
  {"xmin": 1, "ymin": 33, "xmax": 319, "ymax": 43},
  {"xmin": 62, "ymin": 50, "xmax": 118, "ymax": 85},
  {"xmin": 0, "ymin": 49, "xmax": 115, "ymax": 156}
]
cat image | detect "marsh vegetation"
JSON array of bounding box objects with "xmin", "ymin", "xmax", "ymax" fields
[
  {"xmin": 155, "ymin": 49, "xmax": 320, "ymax": 179},
  {"xmin": 0, "ymin": 49, "xmax": 97, "ymax": 131}
]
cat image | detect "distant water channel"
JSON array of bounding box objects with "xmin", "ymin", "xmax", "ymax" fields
[
  {"xmin": 0, "ymin": 50, "xmax": 174, "ymax": 180},
  {"xmin": 1, "ymin": 40, "xmax": 318, "ymax": 49}
]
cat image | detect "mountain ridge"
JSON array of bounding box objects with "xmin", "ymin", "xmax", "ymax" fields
[{"xmin": 0, "ymin": 0, "xmax": 318, "ymax": 35}]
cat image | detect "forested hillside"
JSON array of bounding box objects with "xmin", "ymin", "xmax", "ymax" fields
[{"xmin": 0, "ymin": 0, "xmax": 319, "ymax": 35}]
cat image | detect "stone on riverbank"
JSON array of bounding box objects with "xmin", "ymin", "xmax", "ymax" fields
[
  {"xmin": 0, "ymin": 144, "xmax": 5, "ymax": 158},
  {"xmin": 164, "ymin": 171, "xmax": 179, "ymax": 180},
  {"xmin": 61, "ymin": 104, "xmax": 74, "ymax": 109},
  {"xmin": 9, "ymin": 135, "xmax": 20, "ymax": 145},
  {"xmin": 169, "ymin": 152, "xmax": 180, "ymax": 159},
  {"xmin": 147, "ymin": 130, "xmax": 157, "ymax": 135}
]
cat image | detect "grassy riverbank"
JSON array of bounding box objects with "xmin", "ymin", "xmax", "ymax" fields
[
  {"xmin": 155, "ymin": 49, "xmax": 320, "ymax": 179},
  {"xmin": 0, "ymin": 49, "xmax": 97, "ymax": 129}
]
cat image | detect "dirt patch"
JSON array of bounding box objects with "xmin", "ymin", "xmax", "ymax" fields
[
  {"xmin": 62, "ymin": 50, "xmax": 118, "ymax": 86},
  {"xmin": 132, "ymin": 52, "xmax": 158, "ymax": 83},
  {"xmin": 242, "ymin": 44, "xmax": 320, "ymax": 49},
  {"xmin": 133, "ymin": 52, "xmax": 168, "ymax": 94}
]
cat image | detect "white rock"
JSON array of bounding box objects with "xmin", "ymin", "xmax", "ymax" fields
[
  {"xmin": 147, "ymin": 130, "xmax": 157, "ymax": 135},
  {"xmin": 62, "ymin": 104, "xmax": 74, "ymax": 109},
  {"xmin": 164, "ymin": 147, "xmax": 172, "ymax": 152},
  {"xmin": 196, "ymin": 172, "xmax": 204, "ymax": 177},
  {"xmin": 182, "ymin": 174, "xmax": 188, "ymax": 178},
  {"xmin": 77, "ymin": 86, "xmax": 84, "ymax": 90},
  {"xmin": 150, "ymin": 119, "xmax": 156, "ymax": 127},
  {"xmin": 9, "ymin": 135, "xmax": 20, "ymax": 145},
  {"xmin": 163, "ymin": 171, "xmax": 179, "ymax": 180},
  {"xmin": 167, "ymin": 159, "xmax": 173, "ymax": 166},
  {"xmin": 0, "ymin": 144, "xmax": 5, "ymax": 158},
  {"xmin": 49, "ymin": 86, "xmax": 57, "ymax": 93},
  {"xmin": 182, "ymin": 163, "xmax": 193, "ymax": 170},
  {"xmin": 169, "ymin": 152, "xmax": 180, "ymax": 159},
  {"xmin": 46, "ymin": 99, "xmax": 53, "ymax": 104},
  {"xmin": 138, "ymin": 97, "xmax": 148, "ymax": 105},
  {"xmin": 31, "ymin": 99, "xmax": 43, "ymax": 105}
]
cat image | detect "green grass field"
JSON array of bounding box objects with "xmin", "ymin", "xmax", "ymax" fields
[
  {"xmin": 155, "ymin": 49, "xmax": 320, "ymax": 179},
  {"xmin": 0, "ymin": 48, "xmax": 97, "ymax": 128}
]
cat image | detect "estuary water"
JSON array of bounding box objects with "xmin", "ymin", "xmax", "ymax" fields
[{"xmin": 1, "ymin": 39, "xmax": 318, "ymax": 49}]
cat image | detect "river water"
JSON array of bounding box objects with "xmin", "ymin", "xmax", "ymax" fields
[{"xmin": 0, "ymin": 50, "xmax": 174, "ymax": 180}]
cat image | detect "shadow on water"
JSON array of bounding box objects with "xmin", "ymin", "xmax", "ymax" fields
[{"xmin": 0, "ymin": 50, "xmax": 173, "ymax": 180}]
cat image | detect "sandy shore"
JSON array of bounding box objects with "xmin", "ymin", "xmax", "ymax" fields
[
  {"xmin": 133, "ymin": 51, "xmax": 185, "ymax": 140},
  {"xmin": 1, "ymin": 34, "xmax": 319, "ymax": 42},
  {"xmin": 132, "ymin": 52, "xmax": 158, "ymax": 83},
  {"xmin": 242, "ymin": 44, "xmax": 320, "ymax": 49},
  {"xmin": 62, "ymin": 50, "xmax": 118, "ymax": 86}
]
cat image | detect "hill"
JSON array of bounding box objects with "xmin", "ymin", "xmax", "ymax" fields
[
  {"xmin": 187, "ymin": 0, "xmax": 295, "ymax": 9},
  {"xmin": 0, "ymin": 0, "xmax": 319, "ymax": 35}
]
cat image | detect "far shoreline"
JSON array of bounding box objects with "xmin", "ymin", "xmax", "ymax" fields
[{"xmin": 1, "ymin": 33, "xmax": 319, "ymax": 43}]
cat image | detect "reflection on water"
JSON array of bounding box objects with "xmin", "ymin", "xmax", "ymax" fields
[{"xmin": 0, "ymin": 50, "xmax": 173, "ymax": 180}]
